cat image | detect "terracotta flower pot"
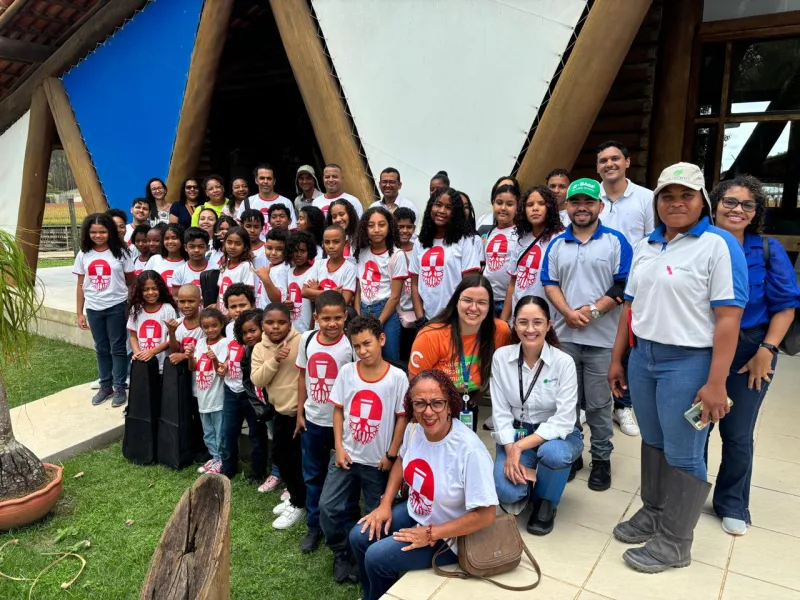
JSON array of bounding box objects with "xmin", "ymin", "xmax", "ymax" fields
[{"xmin": 0, "ymin": 463, "xmax": 64, "ymax": 531}]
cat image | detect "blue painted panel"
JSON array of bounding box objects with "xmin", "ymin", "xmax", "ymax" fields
[{"xmin": 63, "ymin": 0, "xmax": 204, "ymax": 210}]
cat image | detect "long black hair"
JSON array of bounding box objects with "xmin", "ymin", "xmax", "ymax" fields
[
  {"xmin": 299, "ymin": 205, "xmax": 326, "ymax": 247},
  {"xmin": 80, "ymin": 213, "xmax": 129, "ymax": 259},
  {"xmin": 709, "ymin": 174, "xmax": 766, "ymax": 234},
  {"xmin": 227, "ymin": 176, "xmax": 249, "ymax": 215},
  {"xmin": 514, "ymin": 185, "xmax": 563, "ymax": 241},
  {"xmin": 127, "ymin": 269, "xmax": 177, "ymax": 321},
  {"xmin": 179, "ymin": 177, "xmax": 204, "ymax": 207},
  {"xmin": 418, "ymin": 187, "xmax": 472, "ymax": 248},
  {"xmin": 145, "ymin": 177, "xmax": 167, "ymax": 217},
  {"xmin": 458, "ymin": 190, "xmax": 477, "ymax": 235},
  {"xmin": 352, "ymin": 206, "xmax": 400, "ymax": 261},
  {"xmin": 491, "ymin": 175, "xmax": 520, "ymax": 199},
  {"xmin": 511, "ymin": 295, "xmax": 559, "ymax": 347},
  {"xmin": 325, "ymin": 198, "xmax": 359, "ymax": 239},
  {"xmin": 221, "ymin": 226, "xmax": 252, "ymax": 268},
  {"xmin": 160, "ymin": 223, "xmax": 189, "ymax": 260},
  {"xmin": 424, "ymin": 273, "xmax": 496, "ymax": 390}
]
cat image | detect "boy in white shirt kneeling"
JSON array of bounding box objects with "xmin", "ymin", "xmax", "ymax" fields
[{"xmin": 320, "ymin": 315, "xmax": 408, "ymax": 584}]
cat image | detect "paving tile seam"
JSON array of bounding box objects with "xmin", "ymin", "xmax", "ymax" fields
[{"xmin": 724, "ymin": 568, "xmax": 800, "ymax": 593}]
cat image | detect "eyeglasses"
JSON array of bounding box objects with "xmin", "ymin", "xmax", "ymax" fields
[
  {"xmin": 515, "ymin": 318, "xmax": 547, "ymax": 330},
  {"xmin": 411, "ymin": 399, "xmax": 448, "ymax": 413},
  {"xmin": 459, "ymin": 296, "xmax": 490, "ymax": 309},
  {"xmin": 380, "ymin": 180, "xmax": 399, "ymax": 186},
  {"xmin": 721, "ymin": 197, "xmax": 757, "ymax": 213},
  {"xmin": 151, "ymin": 187, "xmax": 165, "ymax": 193},
  {"xmin": 185, "ymin": 185, "xmax": 199, "ymax": 190}
]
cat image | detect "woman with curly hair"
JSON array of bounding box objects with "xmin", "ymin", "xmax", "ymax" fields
[
  {"xmin": 349, "ymin": 369, "xmax": 497, "ymax": 600},
  {"xmin": 500, "ymin": 185, "xmax": 564, "ymax": 322},
  {"xmin": 706, "ymin": 174, "xmax": 800, "ymax": 536},
  {"xmin": 126, "ymin": 270, "xmax": 178, "ymax": 375},
  {"xmin": 409, "ymin": 187, "xmax": 482, "ymax": 321},
  {"xmin": 326, "ymin": 198, "xmax": 360, "ymax": 262}
]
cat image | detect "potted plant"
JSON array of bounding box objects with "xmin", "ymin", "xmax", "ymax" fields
[{"xmin": 0, "ymin": 228, "xmax": 63, "ymax": 529}]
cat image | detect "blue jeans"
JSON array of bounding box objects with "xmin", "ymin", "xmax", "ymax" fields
[
  {"xmin": 200, "ymin": 410, "xmax": 224, "ymax": 461},
  {"xmin": 361, "ymin": 299, "xmax": 401, "ymax": 362},
  {"xmin": 628, "ymin": 339, "xmax": 712, "ymax": 479},
  {"xmin": 301, "ymin": 420, "xmax": 335, "ymax": 531},
  {"xmin": 320, "ymin": 457, "xmax": 388, "ymax": 556},
  {"xmin": 708, "ymin": 327, "xmax": 775, "ymax": 523},
  {"xmin": 220, "ymin": 384, "xmax": 267, "ymax": 480},
  {"xmin": 265, "ymin": 420, "xmax": 281, "ymax": 479},
  {"xmin": 349, "ymin": 504, "xmax": 457, "ymax": 600},
  {"xmin": 85, "ymin": 301, "xmax": 128, "ymax": 390},
  {"xmin": 614, "ymin": 347, "xmax": 633, "ymax": 409},
  {"xmin": 494, "ymin": 426, "xmax": 583, "ymax": 507},
  {"xmin": 494, "ymin": 301, "xmax": 504, "ymax": 319}
]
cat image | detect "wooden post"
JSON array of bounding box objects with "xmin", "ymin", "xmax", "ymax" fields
[
  {"xmin": 67, "ymin": 196, "xmax": 79, "ymax": 257},
  {"xmin": 42, "ymin": 77, "xmax": 107, "ymax": 214},
  {"xmin": 165, "ymin": 0, "xmax": 235, "ymax": 204},
  {"xmin": 270, "ymin": 0, "xmax": 376, "ymax": 208},
  {"xmin": 647, "ymin": 0, "xmax": 703, "ymax": 188},
  {"xmin": 15, "ymin": 85, "xmax": 55, "ymax": 274},
  {"xmin": 515, "ymin": 0, "xmax": 653, "ymax": 189}
]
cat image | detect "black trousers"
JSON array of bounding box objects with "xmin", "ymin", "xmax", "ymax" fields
[{"xmin": 272, "ymin": 412, "xmax": 306, "ymax": 508}]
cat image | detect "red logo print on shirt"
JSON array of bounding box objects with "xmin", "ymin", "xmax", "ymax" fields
[
  {"xmin": 404, "ymin": 458, "xmax": 435, "ymax": 516},
  {"xmin": 161, "ymin": 270, "xmax": 175, "ymax": 289},
  {"xmin": 361, "ymin": 260, "xmax": 381, "ymax": 300},
  {"xmin": 515, "ymin": 244, "xmax": 542, "ymax": 291},
  {"xmin": 307, "ymin": 352, "xmax": 338, "ymax": 404},
  {"xmin": 255, "ymin": 386, "xmax": 266, "ymax": 403},
  {"xmin": 349, "ymin": 390, "xmax": 383, "ymax": 445},
  {"xmin": 287, "ymin": 282, "xmax": 303, "ymax": 321},
  {"xmin": 420, "ymin": 247, "xmax": 445, "ymax": 288},
  {"xmin": 196, "ymin": 354, "xmax": 215, "ymax": 391},
  {"xmin": 319, "ymin": 278, "xmax": 338, "ymax": 291},
  {"xmin": 218, "ymin": 276, "xmax": 233, "ymax": 310},
  {"xmin": 227, "ymin": 340, "xmax": 244, "ymax": 380},
  {"xmin": 138, "ymin": 319, "xmax": 162, "ymax": 350},
  {"xmin": 486, "ymin": 234, "xmax": 508, "ymax": 272},
  {"xmin": 403, "ymin": 276, "xmax": 411, "ymax": 297},
  {"xmin": 180, "ymin": 336, "xmax": 197, "ymax": 353},
  {"xmin": 87, "ymin": 259, "xmax": 112, "ymax": 292}
]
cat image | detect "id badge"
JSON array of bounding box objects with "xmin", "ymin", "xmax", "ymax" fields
[
  {"xmin": 459, "ymin": 410, "xmax": 473, "ymax": 429},
  {"xmin": 514, "ymin": 428, "xmax": 528, "ymax": 443}
]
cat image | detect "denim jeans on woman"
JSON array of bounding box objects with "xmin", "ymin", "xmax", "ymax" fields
[
  {"xmin": 220, "ymin": 384, "xmax": 267, "ymax": 480},
  {"xmin": 85, "ymin": 300, "xmax": 128, "ymax": 390},
  {"xmin": 707, "ymin": 326, "xmax": 776, "ymax": 524},
  {"xmin": 628, "ymin": 339, "xmax": 713, "ymax": 479},
  {"xmin": 360, "ymin": 299, "xmax": 401, "ymax": 362},
  {"xmin": 349, "ymin": 503, "xmax": 457, "ymax": 600}
]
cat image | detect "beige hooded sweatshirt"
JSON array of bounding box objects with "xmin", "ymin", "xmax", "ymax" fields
[{"xmin": 250, "ymin": 327, "xmax": 302, "ymax": 416}]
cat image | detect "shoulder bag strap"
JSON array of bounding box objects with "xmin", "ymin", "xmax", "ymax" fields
[
  {"xmin": 515, "ymin": 234, "xmax": 543, "ymax": 271},
  {"xmin": 762, "ymin": 236, "xmax": 771, "ymax": 269}
]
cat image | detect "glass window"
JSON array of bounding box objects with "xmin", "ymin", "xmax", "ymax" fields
[
  {"xmin": 721, "ymin": 120, "xmax": 792, "ymax": 179},
  {"xmin": 692, "ymin": 125, "xmax": 719, "ymax": 190},
  {"xmin": 697, "ymin": 43, "xmax": 725, "ymax": 116},
  {"xmin": 728, "ymin": 37, "xmax": 800, "ymax": 114}
]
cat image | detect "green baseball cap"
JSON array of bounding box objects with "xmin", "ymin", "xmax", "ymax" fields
[{"xmin": 567, "ymin": 178, "xmax": 602, "ymax": 200}]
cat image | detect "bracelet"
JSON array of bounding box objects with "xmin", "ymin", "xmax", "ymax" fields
[
  {"xmin": 385, "ymin": 452, "xmax": 397, "ymax": 462},
  {"xmin": 426, "ymin": 524, "xmax": 435, "ymax": 547}
]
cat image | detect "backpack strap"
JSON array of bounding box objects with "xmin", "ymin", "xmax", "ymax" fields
[
  {"xmin": 762, "ymin": 236, "xmax": 771, "ymax": 269},
  {"xmin": 305, "ymin": 328, "xmax": 356, "ymax": 362}
]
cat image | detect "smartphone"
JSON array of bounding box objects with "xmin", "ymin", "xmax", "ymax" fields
[{"xmin": 684, "ymin": 398, "xmax": 734, "ymax": 430}]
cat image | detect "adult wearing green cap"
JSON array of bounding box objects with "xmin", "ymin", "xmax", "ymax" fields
[{"xmin": 541, "ymin": 178, "xmax": 633, "ymax": 492}]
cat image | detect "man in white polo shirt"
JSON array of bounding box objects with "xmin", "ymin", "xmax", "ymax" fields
[
  {"xmin": 313, "ymin": 163, "xmax": 364, "ymax": 218},
  {"xmin": 596, "ymin": 140, "xmax": 654, "ymax": 438},
  {"xmin": 369, "ymin": 167, "xmax": 418, "ymax": 220},
  {"xmin": 249, "ymin": 163, "xmax": 297, "ymax": 230},
  {"xmin": 542, "ymin": 178, "xmax": 633, "ymax": 492}
]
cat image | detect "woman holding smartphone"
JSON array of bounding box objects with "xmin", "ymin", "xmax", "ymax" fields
[{"xmin": 608, "ymin": 163, "xmax": 747, "ymax": 573}]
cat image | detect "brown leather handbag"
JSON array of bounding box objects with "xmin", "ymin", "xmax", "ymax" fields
[{"xmin": 431, "ymin": 513, "xmax": 541, "ymax": 591}]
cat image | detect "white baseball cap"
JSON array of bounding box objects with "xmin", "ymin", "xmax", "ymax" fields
[{"xmin": 653, "ymin": 162, "xmax": 712, "ymax": 212}]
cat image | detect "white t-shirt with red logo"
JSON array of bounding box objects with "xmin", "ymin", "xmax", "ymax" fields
[
  {"xmin": 249, "ymin": 194, "xmax": 297, "ymax": 233},
  {"xmin": 309, "ymin": 258, "xmax": 357, "ymax": 294},
  {"xmin": 483, "ymin": 226, "xmax": 517, "ymax": 302},
  {"xmin": 73, "ymin": 248, "xmax": 134, "ymax": 311},
  {"xmin": 399, "ymin": 419, "xmax": 497, "ymax": 549},
  {"xmin": 208, "ymin": 249, "xmax": 224, "ymax": 269},
  {"xmin": 193, "ymin": 337, "xmax": 228, "ymax": 413},
  {"xmin": 132, "ymin": 254, "xmax": 149, "ymax": 277},
  {"xmin": 329, "ymin": 362, "xmax": 408, "ymax": 467},
  {"xmin": 223, "ymin": 321, "xmax": 246, "ymax": 393},
  {"xmin": 251, "ymin": 244, "xmax": 269, "ymax": 270},
  {"xmin": 355, "ymin": 247, "xmax": 408, "ymax": 306},
  {"xmin": 125, "ymin": 224, "xmax": 135, "ymax": 244},
  {"xmin": 398, "ymin": 248, "xmax": 414, "ymax": 313},
  {"xmin": 312, "ymin": 192, "xmax": 364, "ymax": 219},
  {"xmin": 409, "ymin": 236, "xmax": 482, "ymax": 319},
  {"xmin": 258, "ymin": 262, "xmax": 289, "ymax": 306},
  {"xmin": 171, "ymin": 261, "xmax": 213, "ymax": 293},
  {"xmin": 217, "ymin": 261, "xmax": 256, "ymax": 313},
  {"xmin": 174, "ymin": 317, "xmax": 204, "ymax": 353},
  {"xmin": 507, "ymin": 232, "xmax": 555, "ymax": 314},
  {"xmin": 296, "ymin": 331, "xmax": 355, "ymax": 428},
  {"xmin": 286, "ymin": 266, "xmax": 316, "ymax": 333},
  {"xmin": 143, "ymin": 255, "xmax": 186, "ymax": 291},
  {"xmin": 126, "ymin": 303, "xmax": 178, "ymax": 372}
]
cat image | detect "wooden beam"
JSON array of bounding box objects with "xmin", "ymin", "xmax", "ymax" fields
[
  {"xmin": 42, "ymin": 77, "xmax": 107, "ymax": 214},
  {"xmin": 0, "ymin": 0, "xmax": 30, "ymax": 34},
  {"xmin": 0, "ymin": 0, "xmax": 149, "ymax": 135},
  {"xmin": 165, "ymin": 0, "xmax": 234, "ymax": 203},
  {"xmin": 699, "ymin": 10, "xmax": 800, "ymax": 40},
  {"xmin": 15, "ymin": 85, "xmax": 55, "ymax": 275},
  {"xmin": 0, "ymin": 37, "xmax": 53, "ymax": 63},
  {"xmin": 270, "ymin": 0, "xmax": 376, "ymax": 207},
  {"xmin": 515, "ymin": 0, "xmax": 653, "ymax": 189},
  {"xmin": 647, "ymin": 0, "xmax": 702, "ymax": 188}
]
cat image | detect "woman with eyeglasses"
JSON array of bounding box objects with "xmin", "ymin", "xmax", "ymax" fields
[
  {"xmin": 349, "ymin": 369, "xmax": 497, "ymax": 600},
  {"xmin": 707, "ymin": 175, "xmax": 800, "ymax": 537},
  {"xmin": 145, "ymin": 177, "xmax": 172, "ymax": 225},
  {"xmin": 170, "ymin": 178, "xmax": 204, "ymax": 229},
  {"xmin": 491, "ymin": 296, "xmax": 583, "ymax": 536},
  {"xmin": 408, "ymin": 274, "xmax": 511, "ymax": 431}
]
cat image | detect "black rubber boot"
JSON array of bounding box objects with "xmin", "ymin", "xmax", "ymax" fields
[{"xmin": 614, "ymin": 443, "xmax": 667, "ymax": 544}]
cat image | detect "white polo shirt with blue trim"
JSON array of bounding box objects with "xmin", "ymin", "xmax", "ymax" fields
[
  {"xmin": 624, "ymin": 217, "xmax": 748, "ymax": 348},
  {"xmin": 541, "ymin": 222, "xmax": 633, "ymax": 348}
]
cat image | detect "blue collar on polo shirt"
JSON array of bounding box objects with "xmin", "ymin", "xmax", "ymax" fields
[
  {"xmin": 647, "ymin": 216, "xmax": 711, "ymax": 243},
  {"xmin": 563, "ymin": 222, "xmax": 607, "ymax": 244},
  {"xmin": 742, "ymin": 230, "xmax": 762, "ymax": 250}
]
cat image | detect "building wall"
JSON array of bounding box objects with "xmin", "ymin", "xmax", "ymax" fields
[{"xmin": 0, "ymin": 111, "xmax": 30, "ymax": 233}]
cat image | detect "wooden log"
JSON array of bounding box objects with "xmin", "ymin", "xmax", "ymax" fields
[
  {"xmin": 0, "ymin": 0, "xmax": 30, "ymax": 34},
  {"xmin": 0, "ymin": 38, "xmax": 53, "ymax": 63},
  {"xmin": 270, "ymin": 0, "xmax": 376, "ymax": 208},
  {"xmin": 516, "ymin": 0, "xmax": 653, "ymax": 189},
  {"xmin": 15, "ymin": 85, "xmax": 54, "ymax": 275},
  {"xmin": 165, "ymin": 0, "xmax": 234, "ymax": 204},
  {"xmin": 0, "ymin": 0, "xmax": 149, "ymax": 135},
  {"xmin": 42, "ymin": 77, "xmax": 107, "ymax": 214},
  {"xmin": 140, "ymin": 474, "xmax": 231, "ymax": 600}
]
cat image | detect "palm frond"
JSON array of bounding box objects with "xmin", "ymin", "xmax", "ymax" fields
[{"xmin": 0, "ymin": 229, "xmax": 41, "ymax": 366}]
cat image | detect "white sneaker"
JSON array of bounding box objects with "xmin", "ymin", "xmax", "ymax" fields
[
  {"xmin": 272, "ymin": 504, "xmax": 307, "ymax": 530},
  {"xmin": 613, "ymin": 407, "xmax": 640, "ymax": 437},
  {"xmin": 272, "ymin": 497, "xmax": 291, "ymax": 515},
  {"xmin": 722, "ymin": 517, "xmax": 747, "ymax": 536},
  {"xmin": 90, "ymin": 379, "xmax": 101, "ymax": 390}
]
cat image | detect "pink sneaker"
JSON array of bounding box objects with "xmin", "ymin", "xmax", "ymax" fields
[
  {"xmin": 205, "ymin": 459, "xmax": 222, "ymax": 474},
  {"xmin": 280, "ymin": 489, "xmax": 290, "ymax": 501},
  {"xmin": 197, "ymin": 459, "xmax": 214, "ymax": 474},
  {"xmin": 258, "ymin": 475, "xmax": 282, "ymax": 493}
]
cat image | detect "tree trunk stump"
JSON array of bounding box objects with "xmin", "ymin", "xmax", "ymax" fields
[{"xmin": 140, "ymin": 474, "xmax": 231, "ymax": 600}]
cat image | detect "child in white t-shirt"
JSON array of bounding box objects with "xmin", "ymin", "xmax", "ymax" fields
[
  {"xmin": 285, "ymin": 231, "xmax": 318, "ymax": 333},
  {"xmin": 144, "ymin": 223, "xmax": 187, "ymax": 291},
  {"xmin": 217, "ymin": 226, "xmax": 257, "ymax": 314},
  {"xmin": 127, "ymin": 271, "xmax": 178, "ymax": 374},
  {"xmin": 303, "ymin": 225, "xmax": 357, "ymax": 306},
  {"xmin": 171, "ymin": 227, "xmax": 212, "ymax": 296},
  {"xmin": 320, "ymin": 314, "xmax": 408, "ymax": 583}
]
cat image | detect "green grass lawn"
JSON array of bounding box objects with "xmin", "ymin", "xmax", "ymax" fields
[
  {"xmin": 4, "ymin": 336, "xmax": 97, "ymax": 409},
  {"xmin": 0, "ymin": 444, "xmax": 359, "ymax": 600},
  {"xmin": 37, "ymin": 258, "xmax": 74, "ymax": 269}
]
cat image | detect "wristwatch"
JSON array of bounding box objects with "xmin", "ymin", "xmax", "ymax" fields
[
  {"xmin": 589, "ymin": 303, "xmax": 601, "ymax": 320},
  {"xmin": 759, "ymin": 342, "xmax": 779, "ymax": 356},
  {"xmin": 385, "ymin": 452, "xmax": 397, "ymax": 462}
]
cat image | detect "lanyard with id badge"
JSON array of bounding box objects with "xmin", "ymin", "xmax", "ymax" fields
[
  {"xmin": 515, "ymin": 347, "xmax": 545, "ymax": 442},
  {"xmin": 458, "ymin": 335, "xmax": 480, "ymax": 428}
]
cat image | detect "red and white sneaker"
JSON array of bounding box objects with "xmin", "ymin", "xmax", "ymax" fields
[
  {"xmin": 205, "ymin": 459, "xmax": 222, "ymax": 474},
  {"xmin": 197, "ymin": 459, "xmax": 214, "ymax": 474}
]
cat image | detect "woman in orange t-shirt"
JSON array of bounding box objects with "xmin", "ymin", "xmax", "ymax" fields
[{"xmin": 408, "ymin": 273, "xmax": 511, "ymax": 431}]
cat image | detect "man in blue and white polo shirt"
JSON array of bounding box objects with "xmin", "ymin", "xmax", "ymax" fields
[{"xmin": 542, "ymin": 178, "xmax": 633, "ymax": 492}]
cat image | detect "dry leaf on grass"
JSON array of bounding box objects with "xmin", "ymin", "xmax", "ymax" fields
[
  {"xmin": 125, "ymin": 519, "xmax": 134, "ymax": 527},
  {"xmin": 73, "ymin": 472, "xmax": 84, "ymax": 479}
]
